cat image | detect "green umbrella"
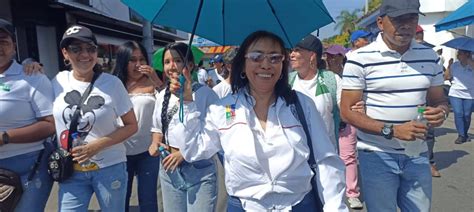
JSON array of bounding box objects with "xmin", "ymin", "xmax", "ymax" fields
[{"xmin": 152, "ymin": 45, "xmax": 205, "ymax": 72}]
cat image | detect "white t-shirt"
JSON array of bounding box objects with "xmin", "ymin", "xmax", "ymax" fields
[
  {"xmin": 448, "ymin": 61, "xmax": 474, "ymax": 99},
  {"xmin": 197, "ymin": 68, "xmax": 209, "ymax": 86},
  {"xmin": 124, "ymin": 92, "xmax": 158, "ymax": 155},
  {"xmin": 291, "ymin": 72, "xmax": 342, "ymax": 146},
  {"xmin": 208, "ymin": 68, "xmax": 225, "ymax": 86},
  {"xmin": 0, "ymin": 61, "xmax": 54, "ymax": 159},
  {"xmin": 212, "ymin": 80, "xmax": 232, "ymax": 99},
  {"xmin": 52, "ymin": 71, "xmax": 133, "ymax": 168}
]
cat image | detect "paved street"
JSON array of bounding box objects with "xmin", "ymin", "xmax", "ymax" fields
[{"xmin": 45, "ymin": 115, "xmax": 473, "ymax": 212}]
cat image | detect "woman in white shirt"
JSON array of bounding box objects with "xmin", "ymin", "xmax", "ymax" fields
[
  {"xmin": 446, "ymin": 49, "xmax": 474, "ymax": 144},
  {"xmin": 149, "ymin": 42, "xmax": 219, "ymax": 212},
  {"xmin": 112, "ymin": 41, "xmax": 163, "ymax": 212},
  {"xmin": 167, "ymin": 31, "xmax": 347, "ymax": 211}
]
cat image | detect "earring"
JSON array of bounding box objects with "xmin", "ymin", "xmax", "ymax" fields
[
  {"xmin": 64, "ymin": 59, "xmax": 70, "ymax": 66},
  {"xmin": 240, "ymin": 71, "xmax": 246, "ymax": 79}
]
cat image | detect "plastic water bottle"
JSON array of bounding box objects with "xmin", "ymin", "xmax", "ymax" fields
[
  {"xmin": 401, "ymin": 106, "xmax": 427, "ymax": 157},
  {"xmin": 71, "ymin": 133, "xmax": 92, "ymax": 167},
  {"xmin": 158, "ymin": 146, "xmax": 186, "ymax": 189}
]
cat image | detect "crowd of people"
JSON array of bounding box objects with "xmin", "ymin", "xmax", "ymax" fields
[{"xmin": 1, "ymin": 0, "xmax": 473, "ymax": 211}]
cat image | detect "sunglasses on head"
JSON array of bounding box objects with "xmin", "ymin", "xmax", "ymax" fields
[
  {"xmin": 67, "ymin": 45, "xmax": 98, "ymax": 54},
  {"xmin": 245, "ymin": 52, "xmax": 285, "ymax": 64}
]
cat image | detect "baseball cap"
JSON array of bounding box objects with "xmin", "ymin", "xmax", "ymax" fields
[
  {"xmin": 379, "ymin": 0, "xmax": 425, "ymax": 17},
  {"xmin": 60, "ymin": 25, "xmax": 98, "ymax": 49},
  {"xmin": 325, "ymin": 45, "xmax": 348, "ymax": 55},
  {"xmin": 416, "ymin": 25, "xmax": 424, "ymax": 33},
  {"xmin": 213, "ymin": 54, "xmax": 223, "ymax": 63},
  {"xmin": 296, "ymin": 34, "xmax": 323, "ymax": 57},
  {"xmin": 0, "ymin": 19, "xmax": 15, "ymax": 40},
  {"xmin": 350, "ymin": 30, "xmax": 371, "ymax": 43}
]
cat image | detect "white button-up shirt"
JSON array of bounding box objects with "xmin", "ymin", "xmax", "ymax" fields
[{"xmin": 168, "ymin": 89, "xmax": 347, "ymax": 211}]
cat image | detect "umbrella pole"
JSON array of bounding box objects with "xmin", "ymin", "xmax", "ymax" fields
[{"xmin": 179, "ymin": 0, "xmax": 204, "ymax": 123}]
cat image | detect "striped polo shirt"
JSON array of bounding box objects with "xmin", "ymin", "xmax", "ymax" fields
[{"xmin": 342, "ymin": 34, "xmax": 444, "ymax": 153}]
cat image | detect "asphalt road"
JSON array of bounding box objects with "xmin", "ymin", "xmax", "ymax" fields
[{"xmin": 45, "ymin": 115, "xmax": 474, "ymax": 212}]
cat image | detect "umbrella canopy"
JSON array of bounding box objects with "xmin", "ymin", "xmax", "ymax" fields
[
  {"xmin": 442, "ymin": 37, "xmax": 474, "ymax": 52},
  {"xmin": 435, "ymin": 0, "xmax": 474, "ymax": 32},
  {"xmin": 153, "ymin": 45, "xmax": 205, "ymax": 71},
  {"xmin": 122, "ymin": 0, "xmax": 334, "ymax": 48}
]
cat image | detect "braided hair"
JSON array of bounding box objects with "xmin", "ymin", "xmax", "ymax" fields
[{"xmin": 160, "ymin": 43, "xmax": 194, "ymax": 144}]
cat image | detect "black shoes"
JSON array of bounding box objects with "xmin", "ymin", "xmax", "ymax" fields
[{"xmin": 454, "ymin": 136, "xmax": 467, "ymax": 144}]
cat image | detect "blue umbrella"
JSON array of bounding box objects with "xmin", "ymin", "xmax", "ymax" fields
[
  {"xmin": 435, "ymin": 0, "xmax": 474, "ymax": 32},
  {"xmin": 122, "ymin": 0, "xmax": 334, "ymax": 48},
  {"xmin": 442, "ymin": 37, "xmax": 474, "ymax": 52}
]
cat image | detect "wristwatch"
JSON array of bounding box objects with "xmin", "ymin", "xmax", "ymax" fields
[
  {"xmin": 2, "ymin": 131, "xmax": 10, "ymax": 145},
  {"xmin": 381, "ymin": 123, "xmax": 394, "ymax": 139}
]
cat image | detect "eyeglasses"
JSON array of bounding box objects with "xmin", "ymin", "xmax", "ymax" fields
[
  {"xmin": 245, "ymin": 52, "xmax": 285, "ymax": 64},
  {"xmin": 67, "ymin": 45, "xmax": 98, "ymax": 54}
]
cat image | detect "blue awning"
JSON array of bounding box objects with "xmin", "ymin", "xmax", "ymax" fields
[{"xmin": 435, "ymin": 0, "xmax": 474, "ymax": 32}]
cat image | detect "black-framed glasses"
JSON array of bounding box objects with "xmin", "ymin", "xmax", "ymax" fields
[
  {"xmin": 67, "ymin": 45, "xmax": 98, "ymax": 54},
  {"xmin": 245, "ymin": 52, "xmax": 285, "ymax": 64}
]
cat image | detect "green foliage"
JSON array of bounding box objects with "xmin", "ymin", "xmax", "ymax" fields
[
  {"xmin": 334, "ymin": 9, "xmax": 361, "ymax": 34},
  {"xmin": 367, "ymin": 0, "xmax": 382, "ymax": 13}
]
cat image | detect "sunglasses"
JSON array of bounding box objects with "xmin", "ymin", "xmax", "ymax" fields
[
  {"xmin": 67, "ymin": 45, "xmax": 98, "ymax": 54},
  {"xmin": 245, "ymin": 52, "xmax": 285, "ymax": 64}
]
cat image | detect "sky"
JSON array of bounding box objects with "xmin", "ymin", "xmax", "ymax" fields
[{"xmin": 318, "ymin": 0, "xmax": 366, "ymax": 39}]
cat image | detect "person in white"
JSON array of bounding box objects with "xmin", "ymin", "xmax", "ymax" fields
[
  {"xmin": 166, "ymin": 31, "xmax": 347, "ymax": 211},
  {"xmin": 213, "ymin": 47, "xmax": 238, "ymax": 99},
  {"xmin": 196, "ymin": 60, "xmax": 209, "ymax": 86},
  {"xmin": 208, "ymin": 54, "xmax": 226, "ymax": 87},
  {"xmin": 446, "ymin": 49, "xmax": 474, "ymax": 144}
]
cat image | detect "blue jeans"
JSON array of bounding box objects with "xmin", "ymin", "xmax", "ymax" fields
[
  {"xmin": 125, "ymin": 151, "xmax": 160, "ymax": 212},
  {"xmin": 449, "ymin": 96, "xmax": 473, "ymax": 138},
  {"xmin": 160, "ymin": 159, "xmax": 217, "ymax": 211},
  {"xmin": 0, "ymin": 146, "xmax": 53, "ymax": 212},
  {"xmin": 359, "ymin": 150, "xmax": 432, "ymax": 212},
  {"xmin": 58, "ymin": 162, "xmax": 128, "ymax": 212},
  {"xmin": 227, "ymin": 191, "xmax": 319, "ymax": 212}
]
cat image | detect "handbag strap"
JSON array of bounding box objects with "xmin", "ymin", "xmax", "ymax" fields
[
  {"xmin": 67, "ymin": 71, "xmax": 102, "ymax": 151},
  {"xmin": 292, "ymin": 90, "xmax": 316, "ymax": 168}
]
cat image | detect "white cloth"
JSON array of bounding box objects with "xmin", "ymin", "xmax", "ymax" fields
[
  {"xmin": 197, "ymin": 68, "xmax": 209, "ymax": 86},
  {"xmin": 208, "ymin": 68, "xmax": 225, "ymax": 86},
  {"xmin": 342, "ymin": 34, "xmax": 444, "ymax": 154},
  {"xmin": 0, "ymin": 61, "xmax": 54, "ymax": 159},
  {"xmin": 448, "ymin": 61, "xmax": 474, "ymax": 99},
  {"xmin": 52, "ymin": 71, "xmax": 133, "ymax": 168},
  {"xmin": 291, "ymin": 72, "xmax": 342, "ymax": 146},
  {"xmin": 151, "ymin": 85, "xmax": 219, "ymax": 148},
  {"xmin": 124, "ymin": 92, "xmax": 158, "ymax": 155},
  {"xmin": 212, "ymin": 80, "xmax": 232, "ymax": 99},
  {"xmin": 167, "ymin": 89, "xmax": 347, "ymax": 211}
]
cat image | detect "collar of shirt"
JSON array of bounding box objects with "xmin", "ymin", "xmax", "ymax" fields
[
  {"xmin": 0, "ymin": 60, "xmax": 21, "ymax": 78},
  {"xmin": 375, "ymin": 33, "xmax": 422, "ymax": 55}
]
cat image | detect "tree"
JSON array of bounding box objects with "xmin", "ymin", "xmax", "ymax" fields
[
  {"xmin": 334, "ymin": 9, "xmax": 361, "ymax": 34},
  {"xmin": 366, "ymin": 0, "xmax": 382, "ymax": 13}
]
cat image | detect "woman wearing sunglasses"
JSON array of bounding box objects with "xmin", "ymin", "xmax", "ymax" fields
[
  {"xmin": 165, "ymin": 31, "xmax": 347, "ymax": 211},
  {"xmin": 52, "ymin": 25, "xmax": 138, "ymax": 211},
  {"xmin": 148, "ymin": 42, "xmax": 219, "ymax": 212}
]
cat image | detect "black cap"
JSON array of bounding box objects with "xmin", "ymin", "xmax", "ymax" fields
[
  {"xmin": 296, "ymin": 34, "xmax": 323, "ymax": 57},
  {"xmin": 380, "ymin": 0, "xmax": 425, "ymax": 17},
  {"xmin": 0, "ymin": 18, "xmax": 15, "ymax": 40},
  {"xmin": 60, "ymin": 25, "xmax": 97, "ymax": 49}
]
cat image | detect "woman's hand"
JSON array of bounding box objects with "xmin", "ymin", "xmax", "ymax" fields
[
  {"xmin": 162, "ymin": 147, "xmax": 184, "ymax": 172},
  {"xmin": 139, "ymin": 65, "xmax": 164, "ymax": 89},
  {"xmin": 169, "ymin": 66, "xmax": 193, "ymax": 101},
  {"xmin": 350, "ymin": 100, "xmax": 365, "ymax": 114},
  {"xmin": 71, "ymin": 142, "xmax": 101, "ymax": 164},
  {"xmin": 23, "ymin": 62, "xmax": 43, "ymax": 75}
]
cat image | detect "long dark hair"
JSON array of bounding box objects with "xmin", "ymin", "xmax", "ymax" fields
[
  {"xmin": 230, "ymin": 30, "xmax": 293, "ymax": 105},
  {"xmin": 160, "ymin": 42, "xmax": 195, "ymax": 142},
  {"xmin": 112, "ymin": 41, "xmax": 149, "ymax": 86}
]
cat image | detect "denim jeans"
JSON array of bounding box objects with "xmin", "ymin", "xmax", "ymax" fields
[
  {"xmin": 125, "ymin": 151, "xmax": 160, "ymax": 212},
  {"xmin": 160, "ymin": 159, "xmax": 217, "ymax": 212},
  {"xmin": 58, "ymin": 162, "xmax": 128, "ymax": 212},
  {"xmin": 359, "ymin": 150, "xmax": 432, "ymax": 212},
  {"xmin": 449, "ymin": 96, "xmax": 473, "ymax": 138},
  {"xmin": 0, "ymin": 146, "xmax": 53, "ymax": 212},
  {"xmin": 227, "ymin": 191, "xmax": 318, "ymax": 212}
]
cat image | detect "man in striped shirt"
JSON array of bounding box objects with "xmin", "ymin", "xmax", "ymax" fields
[{"xmin": 340, "ymin": 0, "xmax": 449, "ymax": 211}]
